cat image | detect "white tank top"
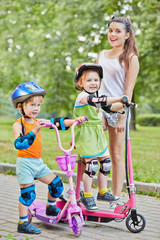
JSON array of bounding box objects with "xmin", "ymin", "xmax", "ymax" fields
[{"xmin": 98, "ymin": 50, "xmax": 126, "ymax": 97}]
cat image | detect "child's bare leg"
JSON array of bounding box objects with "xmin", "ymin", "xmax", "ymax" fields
[
  {"xmin": 19, "ymin": 202, "xmax": 28, "ymax": 217},
  {"xmin": 19, "ymin": 183, "xmax": 32, "ymax": 217},
  {"xmin": 81, "ymin": 157, "xmax": 99, "ymax": 211},
  {"xmin": 97, "ymin": 169, "xmax": 108, "ymax": 190},
  {"xmin": 97, "ymin": 157, "xmax": 119, "ymax": 202},
  {"xmin": 38, "ymin": 173, "xmax": 63, "ymax": 216},
  {"xmin": 18, "ymin": 183, "xmax": 41, "ymax": 234},
  {"xmin": 80, "ymin": 158, "xmax": 85, "ymax": 190},
  {"xmin": 83, "ymin": 157, "xmax": 97, "ymax": 192}
]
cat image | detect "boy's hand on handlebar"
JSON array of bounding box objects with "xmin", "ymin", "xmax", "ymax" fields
[{"xmin": 32, "ymin": 119, "xmax": 49, "ymax": 135}]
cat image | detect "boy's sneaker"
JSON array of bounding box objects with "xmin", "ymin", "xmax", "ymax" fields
[
  {"xmin": 17, "ymin": 221, "xmax": 41, "ymax": 234},
  {"xmin": 46, "ymin": 205, "xmax": 61, "ymax": 216},
  {"xmin": 81, "ymin": 195, "xmax": 99, "ymax": 212},
  {"xmin": 97, "ymin": 191, "xmax": 120, "ymax": 202}
]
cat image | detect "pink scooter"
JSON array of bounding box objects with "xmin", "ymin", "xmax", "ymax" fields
[
  {"xmin": 28, "ymin": 116, "xmax": 88, "ymax": 237},
  {"xmin": 59, "ymin": 102, "xmax": 146, "ymax": 233}
]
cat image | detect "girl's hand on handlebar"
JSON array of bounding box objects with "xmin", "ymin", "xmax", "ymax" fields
[{"xmin": 75, "ymin": 116, "xmax": 87, "ymax": 125}]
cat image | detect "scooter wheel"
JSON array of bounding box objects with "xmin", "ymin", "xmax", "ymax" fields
[
  {"xmin": 28, "ymin": 210, "xmax": 33, "ymax": 223},
  {"xmin": 126, "ymin": 213, "xmax": 146, "ymax": 233},
  {"xmin": 71, "ymin": 214, "xmax": 82, "ymax": 236}
]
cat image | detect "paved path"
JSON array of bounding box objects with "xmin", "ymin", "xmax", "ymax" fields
[{"xmin": 0, "ymin": 174, "xmax": 160, "ymax": 240}]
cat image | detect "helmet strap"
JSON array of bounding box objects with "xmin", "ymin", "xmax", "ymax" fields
[
  {"xmin": 21, "ymin": 103, "xmax": 30, "ymax": 119},
  {"xmin": 83, "ymin": 88, "xmax": 99, "ymax": 96},
  {"xmin": 20, "ymin": 115, "xmax": 25, "ymax": 137},
  {"xmin": 20, "ymin": 104, "xmax": 30, "ymax": 137},
  {"xmin": 83, "ymin": 88, "xmax": 96, "ymax": 94}
]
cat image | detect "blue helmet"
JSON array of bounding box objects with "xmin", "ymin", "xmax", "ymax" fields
[{"xmin": 11, "ymin": 82, "xmax": 46, "ymax": 108}]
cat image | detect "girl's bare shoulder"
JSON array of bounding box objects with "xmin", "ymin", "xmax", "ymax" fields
[
  {"xmin": 129, "ymin": 54, "xmax": 139, "ymax": 66},
  {"xmin": 103, "ymin": 49, "xmax": 110, "ymax": 57}
]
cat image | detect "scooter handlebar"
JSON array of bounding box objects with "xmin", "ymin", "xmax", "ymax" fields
[
  {"xmin": 76, "ymin": 116, "xmax": 88, "ymax": 125},
  {"xmin": 42, "ymin": 115, "xmax": 88, "ymax": 128},
  {"xmin": 42, "ymin": 116, "xmax": 89, "ymax": 153},
  {"xmin": 125, "ymin": 102, "xmax": 138, "ymax": 108},
  {"xmin": 42, "ymin": 122, "xmax": 53, "ymax": 128}
]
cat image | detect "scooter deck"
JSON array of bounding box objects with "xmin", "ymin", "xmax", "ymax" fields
[
  {"xmin": 29, "ymin": 199, "xmax": 59, "ymax": 225},
  {"xmin": 80, "ymin": 204, "xmax": 127, "ymax": 222},
  {"xmin": 57, "ymin": 200, "xmax": 127, "ymax": 223}
]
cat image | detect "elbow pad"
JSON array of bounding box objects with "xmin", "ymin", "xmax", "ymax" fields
[
  {"xmin": 14, "ymin": 131, "xmax": 36, "ymax": 150},
  {"xmin": 50, "ymin": 117, "xmax": 70, "ymax": 130},
  {"xmin": 87, "ymin": 94, "xmax": 107, "ymax": 108},
  {"xmin": 102, "ymin": 105, "xmax": 125, "ymax": 114}
]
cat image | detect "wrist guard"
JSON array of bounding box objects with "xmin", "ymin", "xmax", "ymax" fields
[
  {"xmin": 87, "ymin": 94, "xmax": 107, "ymax": 108},
  {"xmin": 14, "ymin": 131, "xmax": 36, "ymax": 150},
  {"xmin": 50, "ymin": 117, "xmax": 70, "ymax": 130}
]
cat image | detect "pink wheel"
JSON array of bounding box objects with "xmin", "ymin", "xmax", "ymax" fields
[{"xmin": 71, "ymin": 214, "xmax": 82, "ymax": 236}]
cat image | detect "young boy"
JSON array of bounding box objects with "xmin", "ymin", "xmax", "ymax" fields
[{"xmin": 12, "ymin": 82, "xmax": 85, "ymax": 234}]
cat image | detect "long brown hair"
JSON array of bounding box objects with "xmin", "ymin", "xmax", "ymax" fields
[{"xmin": 108, "ymin": 17, "xmax": 139, "ymax": 70}]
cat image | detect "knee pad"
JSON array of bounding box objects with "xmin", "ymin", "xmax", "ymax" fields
[
  {"xmin": 84, "ymin": 159, "xmax": 99, "ymax": 178},
  {"xmin": 48, "ymin": 176, "xmax": 64, "ymax": 198},
  {"xmin": 19, "ymin": 184, "xmax": 36, "ymax": 206},
  {"xmin": 99, "ymin": 157, "xmax": 112, "ymax": 176}
]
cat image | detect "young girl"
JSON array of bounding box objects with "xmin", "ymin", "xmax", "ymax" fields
[
  {"xmin": 97, "ymin": 16, "xmax": 139, "ymax": 209},
  {"xmin": 73, "ymin": 63, "xmax": 128, "ymax": 211},
  {"xmin": 12, "ymin": 82, "xmax": 85, "ymax": 234}
]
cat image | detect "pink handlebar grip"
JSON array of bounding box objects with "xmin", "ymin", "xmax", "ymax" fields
[
  {"xmin": 85, "ymin": 116, "xmax": 89, "ymax": 121},
  {"xmin": 76, "ymin": 116, "xmax": 88, "ymax": 125},
  {"xmin": 42, "ymin": 122, "xmax": 53, "ymax": 128}
]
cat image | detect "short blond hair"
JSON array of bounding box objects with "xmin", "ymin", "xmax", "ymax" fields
[{"xmin": 17, "ymin": 95, "xmax": 43, "ymax": 112}]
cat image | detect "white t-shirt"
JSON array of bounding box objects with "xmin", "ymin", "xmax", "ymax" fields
[
  {"xmin": 74, "ymin": 92, "xmax": 88, "ymax": 107},
  {"xmin": 98, "ymin": 50, "xmax": 126, "ymax": 97}
]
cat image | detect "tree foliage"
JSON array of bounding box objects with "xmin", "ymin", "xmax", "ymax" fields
[{"xmin": 0, "ymin": 0, "xmax": 159, "ymax": 116}]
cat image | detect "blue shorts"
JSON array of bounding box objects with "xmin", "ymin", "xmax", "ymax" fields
[{"xmin": 16, "ymin": 157, "xmax": 52, "ymax": 184}]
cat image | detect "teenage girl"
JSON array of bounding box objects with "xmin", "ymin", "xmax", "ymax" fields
[
  {"xmin": 73, "ymin": 63, "xmax": 128, "ymax": 211},
  {"xmin": 97, "ymin": 16, "xmax": 139, "ymax": 209}
]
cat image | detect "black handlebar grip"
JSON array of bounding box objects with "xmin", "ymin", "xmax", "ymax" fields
[{"xmin": 122, "ymin": 96, "xmax": 128, "ymax": 104}]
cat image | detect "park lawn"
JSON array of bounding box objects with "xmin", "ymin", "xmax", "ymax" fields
[{"xmin": 0, "ymin": 119, "xmax": 160, "ymax": 184}]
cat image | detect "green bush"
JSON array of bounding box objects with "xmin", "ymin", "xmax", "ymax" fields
[{"xmin": 137, "ymin": 114, "xmax": 160, "ymax": 126}]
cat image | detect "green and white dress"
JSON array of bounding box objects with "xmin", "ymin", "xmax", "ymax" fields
[{"xmin": 74, "ymin": 92, "xmax": 109, "ymax": 158}]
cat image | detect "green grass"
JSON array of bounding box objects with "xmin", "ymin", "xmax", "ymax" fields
[
  {"xmin": 129, "ymin": 125, "xmax": 160, "ymax": 183},
  {"xmin": 0, "ymin": 118, "xmax": 160, "ymax": 184}
]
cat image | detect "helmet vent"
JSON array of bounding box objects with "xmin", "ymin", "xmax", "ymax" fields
[{"xmin": 25, "ymin": 84, "xmax": 36, "ymax": 91}]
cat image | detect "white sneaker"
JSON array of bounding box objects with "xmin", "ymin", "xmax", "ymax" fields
[
  {"xmin": 59, "ymin": 187, "xmax": 84, "ymax": 202},
  {"xmin": 109, "ymin": 199, "xmax": 126, "ymax": 211},
  {"xmin": 109, "ymin": 202, "xmax": 120, "ymax": 211}
]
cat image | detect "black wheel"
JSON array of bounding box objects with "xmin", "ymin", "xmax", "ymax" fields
[
  {"xmin": 28, "ymin": 210, "xmax": 33, "ymax": 223},
  {"xmin": 126, "ymin": 213, "xmax": 146, "ymax": 233},
  {"xmin": 71, "ymin": 214, "xmax": 82, "ymax": 236}
]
